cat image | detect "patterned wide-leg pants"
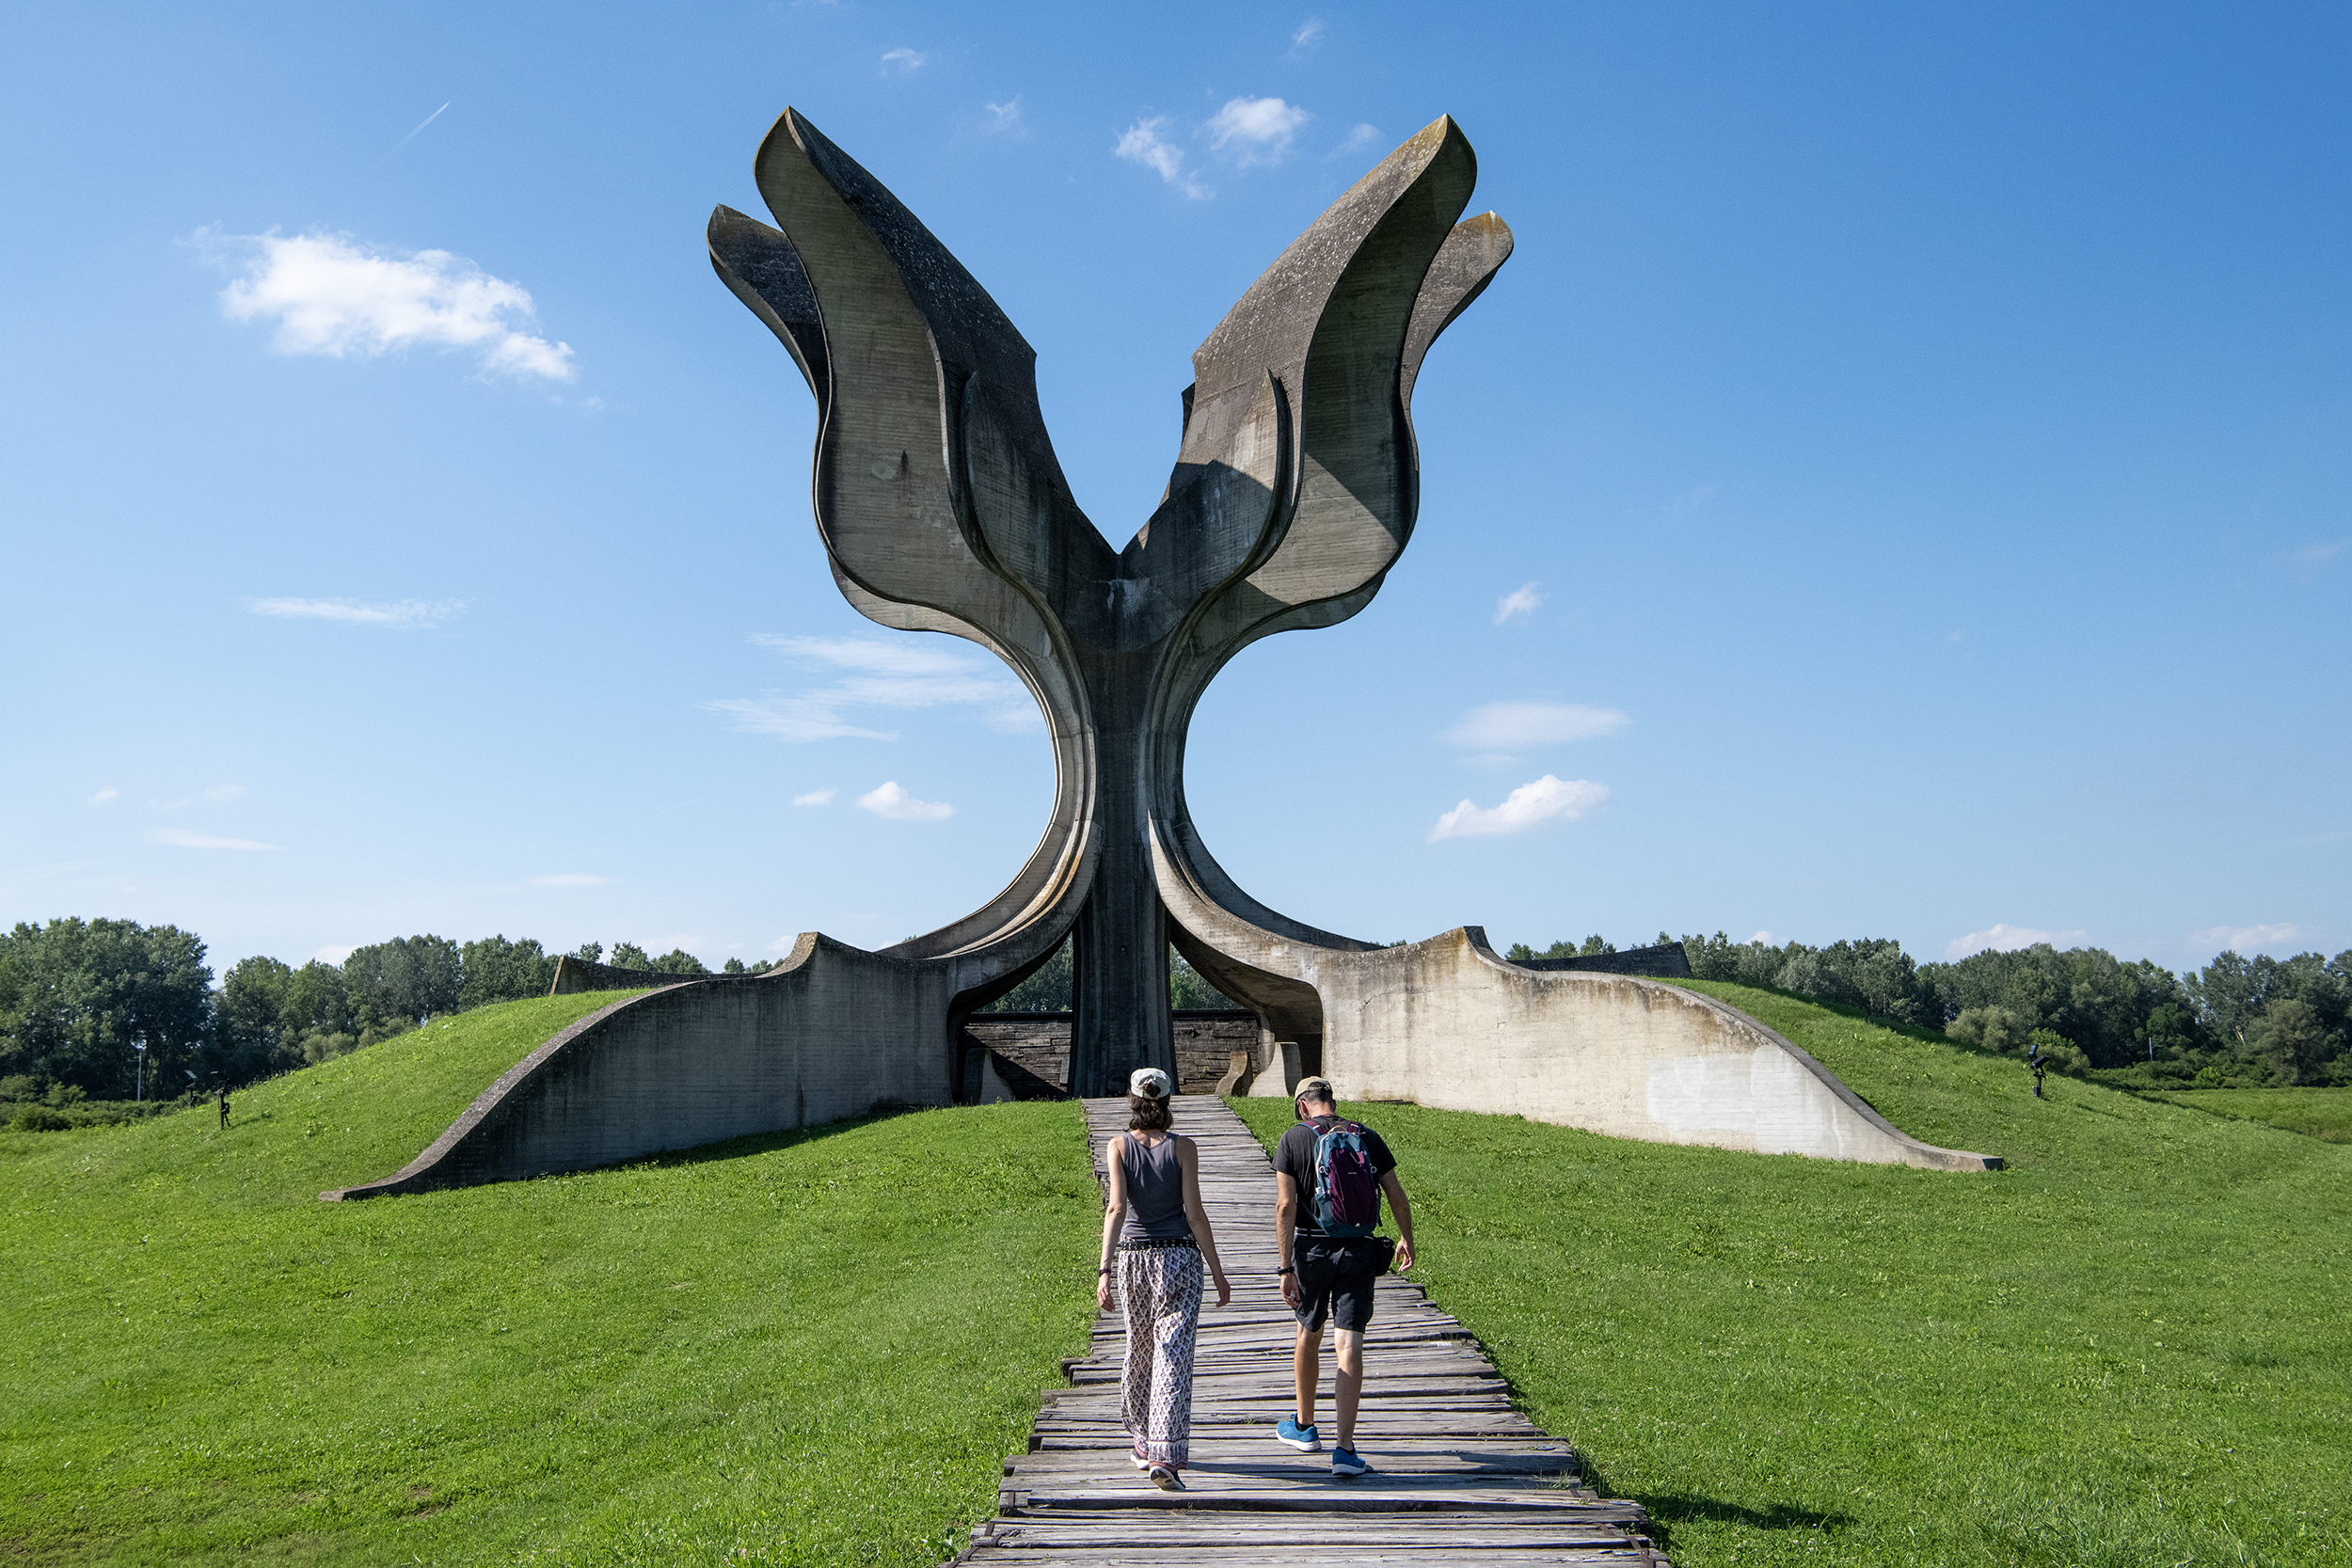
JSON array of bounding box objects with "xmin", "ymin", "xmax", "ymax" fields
[{"xmin": 1117, "ymin": 1244, "xmax": 1204, "ymax": 1469}]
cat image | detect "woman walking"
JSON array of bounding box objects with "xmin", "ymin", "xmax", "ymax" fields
[{"xmin": 1098, "ymin": 1067, "xmax": 1231, "ymax": 1490}]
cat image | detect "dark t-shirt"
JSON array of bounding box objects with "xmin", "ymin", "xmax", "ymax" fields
[{"xmin": 1276, "ymin": 1115, "xmax": 1396, "ymax": 1236}]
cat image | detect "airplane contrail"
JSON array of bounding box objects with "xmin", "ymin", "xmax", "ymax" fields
[{"xmin": 388, "ymin": 102, "xmax": 450, "ymax": 156}]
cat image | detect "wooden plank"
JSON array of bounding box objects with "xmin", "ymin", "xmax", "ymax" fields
[{"xmin": 953, "ymin": 1097, "xmax": 1656, "ymax": 1566}]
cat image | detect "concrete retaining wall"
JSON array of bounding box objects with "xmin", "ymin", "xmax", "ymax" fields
[
  {"xmin": 322, "ymin": 935, "xmax": 955, "ymax": 1199},
  {"xmin": 962, "ymin": 1011, "xmax": 1263, "ymax": 1096},
  {"xmin": 1316, "ymin": 929, "xmax": 1996, "ymax": 1171}
]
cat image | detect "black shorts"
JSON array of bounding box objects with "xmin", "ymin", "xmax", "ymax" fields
[{"xmin": 1293, "ymin": 1235, "xmax": 1391, "ymax": 1334}]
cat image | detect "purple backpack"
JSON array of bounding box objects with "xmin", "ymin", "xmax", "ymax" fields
[{"xmin": 1311, "ymin": 1118, "xmax": 1381, "ymax": 1237}]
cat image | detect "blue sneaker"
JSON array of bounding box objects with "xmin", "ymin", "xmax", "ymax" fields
[
  {"xmin": 1330, "ymin": 1445, "xmax": 1370, "ymax": 1477},
  {"xmin": 1275, "ymin": 1417, "xmax": 1321, "ymax": 1451}
]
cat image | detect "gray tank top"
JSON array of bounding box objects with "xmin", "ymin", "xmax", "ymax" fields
[{"xmin": 1119, "ymin": 1133, "xmax": 1193, "ymax": 1243}]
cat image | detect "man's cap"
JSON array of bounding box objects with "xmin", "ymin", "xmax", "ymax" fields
[
  {"xmin": 1293, "ymin": 1076, "xmax": 1337, "ymax": 1102},
  {"xmin": 1129, "ymin": 1067, "xmax": 1173, "ymax": 1099}
]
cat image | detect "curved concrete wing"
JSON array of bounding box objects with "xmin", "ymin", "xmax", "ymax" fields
[
  {"xmin": 320, "ymin": 937, "xmax": 957, "ymax": 1200},
  {"xmin": 1148, "ymin": 829, "xmax": 1997, "ymax": 1172}
]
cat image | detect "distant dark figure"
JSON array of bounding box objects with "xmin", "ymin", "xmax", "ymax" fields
[
  {"xmin": 2028, "ymin": 1042, "xmax": 2047, "ymax": 1100},
  {"xmin": 217, "ymin": 1083, "xmax": 230, "ymax": 1129}
]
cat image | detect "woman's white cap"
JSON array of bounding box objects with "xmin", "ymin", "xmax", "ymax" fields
[{"xmin": 1129, "ymin": 1067, "xmax": 1173, "ymax": 1099}]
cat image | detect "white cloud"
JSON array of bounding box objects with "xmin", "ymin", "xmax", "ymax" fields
[
  {"xmin": 201, "ymin": 784, "xmax": 246, "ymax": 801},
  {"xmin": 532, "ymin": 873, "xmax": 612, "ymax": 887},
  {"xmin": 1944, "ymin": 923, "xmax": 2090, "ymax": 959},
  {"xmin": 313, "ymin": 943, "xmax": 358, "ymax": 965},
  {"xmin": 88, "ymin": 786, "xmax": 119, "ymax": 805},
  {"xmin": 704, "ymin": 698, "xmax": 892, "ymax": 743},
  {"xmin": 2187, "ymin": 923, "xmax": 2305, "ymax": 956},
  {"xmin": 1291, "ymin": 18, "xmax": 1327, "ymax": 51},
  {"xmin": 1428, "ymin": 776, "xmax": 1608, "ymax": 841},
  {"xmin": 248, "ymin": 596, "xmax": 464, "ymax": 628},
  {"xmin": 881, "ymin": 47, "xmax": 927, "ymax": 75},
  {"xmin": 147, "ymin": 827, "xmax": 278, "ymax": 851},
  {"xmin": 1751, "ymin": 930, "xmax": 1779, "ymax": 945},
  {"xmin": 792, "ymin": 787, "xmax": 836, "ymax": 807},
  {"xmin": 1117, "ymin": 117, "xmax": 1210, "ymax": 198},
  {"xmin": 2292, "ymin": 538, "xmax": 2348, "ymax": 571},
  {"xmin": 1328, "ymin": 123, "xmax": 1379, "ymax": 159},
  {"xmin": 752, "ymin": 635, "xmax": 971, "ymax": 677},
  {"xmin": 857, "ymin": 781, "xmax": 954, "ymax": 822},
  {"xmin": 1205, "ymin": 96, "xmax": 1311, "ymax": 166},
  {"xmin": 207, "ymin": 228, "xmax": 576, "ymax": 381},
  {"xmin": 1493, "ymin": 581, "xmax": 1545, "ymax": 625},
  {"xmin": 982, "ymin": 97, "xmax": 1025, "ymax": 135},
  {"xmin": 706, "ymin": 634, "xmax": 1038, "ymax": 742},
  {"xmin": 643, "ymin": 932, "xmax": 706, "ymax": 953},
  {"xmin": 1442, "ymin": 701, "xmax": 1629, "ymax": 751}
]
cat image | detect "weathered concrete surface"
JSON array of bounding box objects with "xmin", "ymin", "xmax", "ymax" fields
[
  {"xmin": 1152, "ymin": 833, "xmax": 1997, "ymax": 1171},
  {"xmin": 321, "ymin": 936, "xmax": 957, "ymax": 1199},
  {"xmin": 710, "ymin": 107, "xmax": 1512, "ymax": 1096},
  {"xmin": 1246, "ymin": 1040, "xmax": 1306, "ymax": 1100}
]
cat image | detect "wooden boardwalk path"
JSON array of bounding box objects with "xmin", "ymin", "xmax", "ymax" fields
[{"xmin": 953, "ymin": 1095, "xmax": 1665, "ymax": 1565}]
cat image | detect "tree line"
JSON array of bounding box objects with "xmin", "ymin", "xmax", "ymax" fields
[
  {"xmin": 8, "ymin": 915, "xmax": 2344, "ymax": 1108},
  {"xmin": 0, "ymin": 921, "xmax": 744, "ymax": 1105},
  {"xmin": 1511, "ymin": 929, "xmax": 2350, "ymax": 1087}
]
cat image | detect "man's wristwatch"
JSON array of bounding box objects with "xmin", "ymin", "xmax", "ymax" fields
[{"xmin": 1278, "ymin": 1265, "xmax": 1295, "ymax": 1275}]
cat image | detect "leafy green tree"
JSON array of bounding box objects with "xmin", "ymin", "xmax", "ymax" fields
[
  {"xmin": 344, "ymin": 936, "xmax": 462, "ymax": 1022},
  {"xmin": 984, "ymin": 937, "xmax": 1073, "ymax": 1012},
  {"xmin": 1170, "ymin": 951, "xmax": 1236, "ymax": 1010},
  {"xmin": 1947, "ymin": 1006, "xmax": 2025, "ymax": 1054},
  {"xmin": 459, "ymin": 936, "xmax": 557, "ymax": 1007},
  {"xmin": 0, "ymin": 919, "xmax": 213, "ymax": 1098},
  {"xmin": 2249, "ymin": 999, "xmax": 2328, "ymax": 1085},
  {"xmin": 2141, "ymin": 1002, "xmax": 2196, "ymax": 1064},
  {"xmin": 606, "ymin": 943, "xmax": 707, "ymax": 975},
  {"xmin": 213, "ymin": 956, "xmax": 298, "ymax": 1082},
  {"xmin": 280, "ymin": 959, "xmax": 354, "ymax": 1038}
]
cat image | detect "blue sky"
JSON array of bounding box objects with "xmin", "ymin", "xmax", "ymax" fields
[{"xmin": 2, "ymin": 2, "xmax": 2345, "ymax": 978}]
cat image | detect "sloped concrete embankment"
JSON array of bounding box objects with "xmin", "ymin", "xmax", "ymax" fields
[
  {"xmin": 1317, "ymin": 930, "xmax": 1998, "ymax": 1171},
  {"xmin": 320, "ymin": 936, "xmax": 953, "ymax": 1200}
]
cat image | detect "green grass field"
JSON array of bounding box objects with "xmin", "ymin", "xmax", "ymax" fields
[
  {"xmin": 2138, "ymin": 1088, "xmax": 2352, "ymax": 1145},
  {"xmin": 12, "ymin": 982, "xmax": 2349, "ymax": 1566},
  {"xmin": 0, "ymin": 993, "xmax": 1101, "ymax": 1566},
  {"xmin": 1232, "ymin": 981, "xmax": 2352, "ymax": 1568}
]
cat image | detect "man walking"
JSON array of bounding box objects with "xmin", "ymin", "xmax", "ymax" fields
[{"xmin": 1272, "ymin": 1076, "xmax": 1415, "ymax": 1477}]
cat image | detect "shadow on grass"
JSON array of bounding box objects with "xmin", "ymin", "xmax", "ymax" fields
[
  {"xmin": 1638, "ymin": 1492, "xmax": 1858, "ymax": 1550},
  {"xmin": 590, "ymin": 1099, "xmax": 1041, "ymax": 1178},
  {"xmin": 1578, "ymin": 1455, "xmax": 1857, "ymax": 1548}
]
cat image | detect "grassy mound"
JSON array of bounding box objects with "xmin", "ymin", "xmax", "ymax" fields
[
  {"xmin": 2139, "ymin": 1087, "xmax": 2352, "ymax": 1145},
  {"xmin": 1231, "ymin": 980, "xmax": 2352, "ymax": 1568},
  {"xmin": 0, "ymin": 993, "xmax": 1100, "ymax": 1566}
]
